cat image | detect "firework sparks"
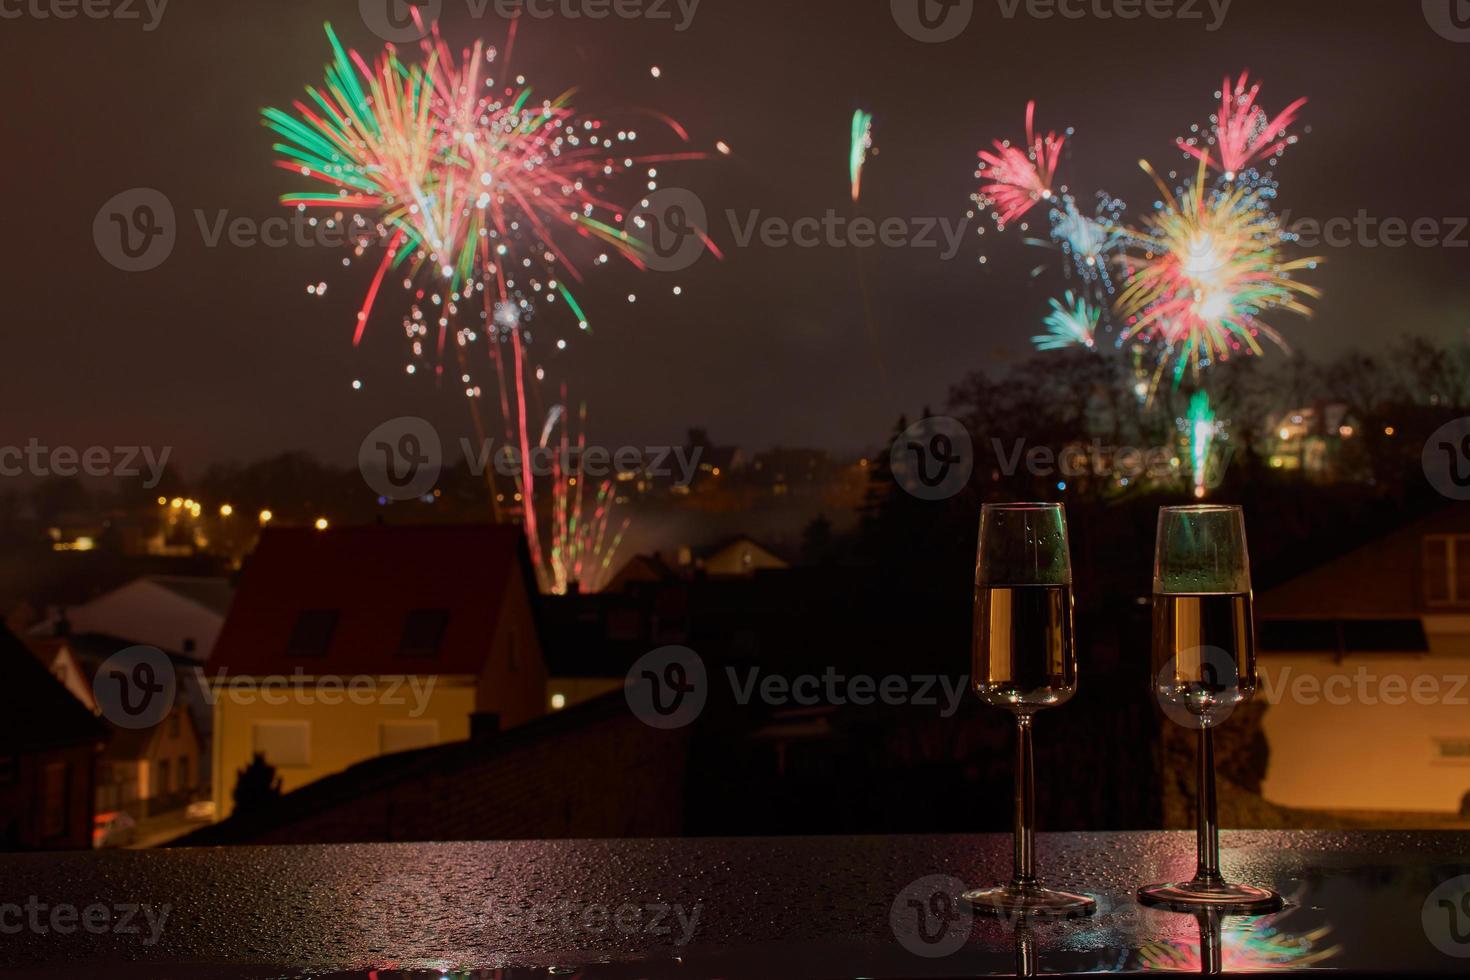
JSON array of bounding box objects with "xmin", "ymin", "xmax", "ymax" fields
[
  {"xmin": 1034, "ymin": 292, "xmax": 1100, "ymax": 351},
  {"xmin": 969, "ymin": 75, "xmax": 1319, "ymax": 399},
  {"xmin": 1115, "ymin": 156, "xmax": 1321, "ymax": 386},
  {"xmin": 266, "ymin": 20, "xmax": 705, "ymax": 591},
  {"xmin": 1049, "ymin": 194, "xmax": 1127, "ymax": 289},
  {"xmin": 1180, "ymin": 390, "xmax": 1223, "ymax": 498},
  {"xmin": 975, "ymin": 101, "xmax": 1067, "ymax": 227},
  {"xmin": 1177, "ymin": 72, "xmax": 1306, "ymax": 179},
  {"xmin": 850, "ymin": 109, "xmax": 874, "ymax": 202},
  {"xmin": 544, "ymin": 397, "xmax": 630, "ymax": 595}
]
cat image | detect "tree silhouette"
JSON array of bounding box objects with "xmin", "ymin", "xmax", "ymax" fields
[{"xmin": 232, "ymin": 753, "xmax": 282, "ymax": 818}]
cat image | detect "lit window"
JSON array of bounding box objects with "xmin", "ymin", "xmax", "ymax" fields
[
  {"xmin": 252, "ymin": 721, "xmax": 311, "ymax": 768},
  {"xmin": 378, "ymin": 721, "xmax": 438, "ymax": 755},
  {"xmin": 1435, "ymin": 738, "xmax": 1470, "ymax": 763}
]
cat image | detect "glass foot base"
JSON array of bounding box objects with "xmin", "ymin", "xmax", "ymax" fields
[
  {"xmin": 1138, "ymin": 879, "xmax": 1283, "ymax": 914},
  {"xmin": 963, "ymin": 883, "xmax": 1097, "ymax": 919}
]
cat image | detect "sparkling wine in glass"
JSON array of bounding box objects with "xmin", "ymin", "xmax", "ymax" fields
[
  {"xmin": 964, "ymin": 503, "xmax": 1096, "ymax": 919},
  {"xmin": 1138, "ymin": 505, "xmax": 1282, "ymax": 914}
]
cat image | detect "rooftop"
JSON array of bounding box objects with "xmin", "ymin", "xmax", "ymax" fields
[{"xmin": 209, "ymin": 524, "xmax": 531, "ymax": 677}]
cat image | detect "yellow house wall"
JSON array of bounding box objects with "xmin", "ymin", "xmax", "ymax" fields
[
  {"xmin": 475, "ymin": 576, "xmax": 549, "ymax": 729},
  {"xmin": 1258, "ymin": 654, "xmax": 1470, "ymax": 814},
  {"xmin": 211, "ymin": 679, "xmax": 476, "ymax": 820},
  {"xmin": 143, "ymin": 707, "xmax": 202, "ymax": 799}
]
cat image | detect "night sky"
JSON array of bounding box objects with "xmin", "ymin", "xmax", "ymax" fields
[{"xmin": 6, "ymin": 0, "xmax": 1469, "ymax": 474}]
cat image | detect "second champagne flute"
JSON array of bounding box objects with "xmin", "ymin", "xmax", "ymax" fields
[
  {"xmin": 964, "ymin": 502, "xmax": 1095, "ymax": 918},
  {"xmin": 1138, "ymin": 504, "xmax": 1282, "ymax": 913}
]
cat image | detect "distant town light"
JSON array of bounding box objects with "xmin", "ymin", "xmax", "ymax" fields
[
  {"xmin": 1384, "ymin": 426, "xmax": 1396, "ymax": 437},
  {"xmin": 171, "ymin": 498, "xmax": 184, "ymax": 509},
  {"xmin": 219, "ymin": 504, "xmax": 234, "ymax": 517},
  {"xmin": 157, "ymin": 496, "xmax": 167, "ymax": 506},
  {"xmin": 259, "ymin": 509, "xmax": 274, "ymax": 525},
  {"xmin": 314, "ymin": 517, "xmax": 330, "ymax": 531},
  {"xmin": 550, "ymin": 693, "xmax": 567, "ymax": 711}
]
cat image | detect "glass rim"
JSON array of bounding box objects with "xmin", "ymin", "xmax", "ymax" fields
[
  {"xmin": 1159, "ymin": 504, "xmax": 1241, "ymax": 514},
  {"xmin": 982, "ymin": 501, "xmax": 1064, "ymax": 511}
]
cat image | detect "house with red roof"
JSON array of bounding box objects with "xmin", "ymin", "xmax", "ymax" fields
[
  {"xmin": 0, "ymin": 625, "xmax": 109, "ymax": 850},
  {"xmin": 206, "ymin": 524, "xmax": 546, "ymax": 820}
]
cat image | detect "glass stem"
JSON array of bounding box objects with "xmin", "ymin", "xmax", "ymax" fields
[
  {"xmin": 1195, "ymin": 726, "xmax": 1222, "ymax": 886},
  {"xmin": 1013, "ymin": 713, "xmax": 1037, "ymax": 889},
  {"xmin": 1199, "ymin": 911, "xmax": 1223, "ymax": 975}
]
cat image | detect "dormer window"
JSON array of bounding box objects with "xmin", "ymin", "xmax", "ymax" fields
[
  {"xmin": 286, "ymin": 610, "xmax": 339, "ymax": 657},
  {"xmin": 397, "ymin": 610, "xmax": 450, "ymax": 658}
]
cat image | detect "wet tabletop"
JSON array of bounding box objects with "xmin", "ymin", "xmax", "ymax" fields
[{"xmin": 1, "ymin": 831, "xmax": 1468, "ymax": 977}]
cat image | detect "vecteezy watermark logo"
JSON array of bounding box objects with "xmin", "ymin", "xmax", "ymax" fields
[
  {"xmin": 357, "ymin": 417, "xmax": 703, "ymax": 497},
  {"xmin": 1257, "ymin": 665, "xmax": 1470, "ymax": 707},
  {"xmin": 93, "ymin": 646, "xmax": 176, "ymax": 729},
  {"xmin": 1424, "ymin": 417, "xmax": 1470, "ymax": 501},
  {"xmin": 627, "ymin": 188, "xmax": 709, "ymax": 273},
  {"xmin": 993, "ymin": 0, "xmax": 1231, "ymax": 30},
  {"xmin": 360, "ymin": 0, "xmax": 441, "ymax": 42},
  {"xmin": 727, "ymin": 210, "xmax": 969, "ymax": 260},
  {"xmin": 1424, "ymin": 0, "xmax": 1470, "ymax": 42},
  {"xmin": 1279, "ymin": 210, "xmax": 1468, "ymax": 249},
  {"xmin": 362, "ymin": 0, "xmax": 699, "ymax": 40},
  {"xmin": 0, "ymin": 0, "xmax": 169, "ymax": 30},
  {"xmin": 1154, "ymin": 644, "xmax": 1242, "ymax": 729},
  {"xmin": 491, "ymin": 897, "xmax": 702, "ymax": 945},
  {"xmin": 199, "ymin": 670, "xmax": 438, "ymax": 715},
  {"xmin": 891, "ymin": 0, "xmax": 974, "ymax": 42},
  {"xmin": 1423, "ymin": 874, "xmax": 1470, "ymax": 957},
  {"xmin": 728, "ymin": 668, "xmax": 969, "ymax": 718},
  {"xmin": 0, "ymin": 439, "xmax": 172, "ymax": 488},
  {"xmin": 94, "ymin": 188, "xmax": 175, "ymax": 272},
  {"xmin": 891, "ymin": 874, "xmax": 973, "ymax": 958},
  {"xmin": 890, "ymin": 416, "xmax": 974, "ymax": 501},
  {"xmin": 625, "ymin": 646, "xmax": 707, "ymax": 729},
  {"xmin": 360, "ymin": 417, "xmax": 443, "ymax": 501},
  {"xmin": 0, "ymin": 898, "xmax": 171, "ymax": 946}
]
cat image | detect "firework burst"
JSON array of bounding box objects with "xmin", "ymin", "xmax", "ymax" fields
[
  {"xmin": 1177, "ymin": 72, "xmax": 1306, "ymax": 179},
  {"xmin": 1048, "ymin": 194, "xmax": 1127, "ymax": 290},
  {"xmin": 1115, "ymin": 156, "xmax": 1321, "ymax": 386},
  {"xmin": 975, "ymin": 101, "xmax": 1067, "ymax": 227},
  {"xmin": 969, "ymin": 75, "xmax": 1317, "ymax": 394},
  {"xmin": 266, "ymin": 20, "xmax": 708, "ymax": 591},
  {"xmin": 1034, "ymin": 292, "xmax": 1100, "ymax": 351}
]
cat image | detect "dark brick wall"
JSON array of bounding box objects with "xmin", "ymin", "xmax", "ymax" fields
[{"xmin": 0, "ymin": 745, "xmax": 98, "ymax": 851}]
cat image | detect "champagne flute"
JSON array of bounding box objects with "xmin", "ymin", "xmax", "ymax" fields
[
  {"xmin": 1138, "ymin": 505, "xmax": 1282, "ymax": 913},
  {"xmin": 964, "ymin": 503, "xmax": 1095, "ymax": 918}
]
